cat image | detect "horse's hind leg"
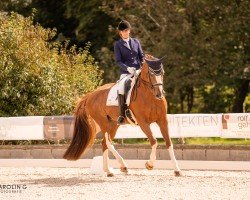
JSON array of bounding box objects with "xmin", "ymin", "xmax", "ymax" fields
[
  {"xmin": 101, "ymin": 122, "xmax": 128, "ymax": 176},
  {"xmin": 104, "ymin": 132, "xmax": 128, "ymax": 174},
  {"xmin": 101, "ymin": 135, "xmax": 113, "ymax": 177},
  {"xmin": 107, "ymin": 122, "xmax": 128, "ymax": 173},
  {"xmin": 137, "ymin": 122, "xmax": 158, "ymax": 170}
]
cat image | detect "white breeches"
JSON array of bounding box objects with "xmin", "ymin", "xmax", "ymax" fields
[{"xmin": 118, "ymin": 74, "xmax": 133, "ymax": 95}]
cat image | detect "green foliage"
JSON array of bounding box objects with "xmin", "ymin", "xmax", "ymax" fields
[
  {"xmin": 0, "ymin": 12, "xmax": 102, "ymax": 116},
  {"xmin": 102, "ymin": 0, "xmax": 250, "ymax": 113},
  {"xmin": 65, "ymin": 0, "xmax": 118, "ymax": 83},
  {"xmin": 0, "ymin": 0, "xmax": 249, "ymax": 113}
]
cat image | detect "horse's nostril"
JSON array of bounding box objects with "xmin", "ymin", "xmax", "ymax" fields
[{"xmin": 156, "ymin": 94, "xmax": 162, "ymax": 99}]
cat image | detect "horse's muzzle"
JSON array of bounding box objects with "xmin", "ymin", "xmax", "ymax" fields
[{"xmin": 156, "ymin": 94, "xmax": 164, "ymax": 100}]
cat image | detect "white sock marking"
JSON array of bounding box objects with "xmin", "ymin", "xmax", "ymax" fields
[
  {"xmin": 168, "ymin": 145, "xmax": 181, "ymax": 171},
  {"xmin": 105, "ymin": 132, "xmax": 127, "ymax": 168},
  {"xmin": 148, "ymin": 143, "xmax": 158, "ymax": 166}
]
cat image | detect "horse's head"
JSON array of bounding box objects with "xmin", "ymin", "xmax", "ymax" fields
[{"xmin": 140, "ymin": 54, "xmax": 165, "ymax": 100}]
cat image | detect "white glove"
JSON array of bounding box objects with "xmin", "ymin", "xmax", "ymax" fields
[{"xmin": 127, "ymin": 67, "xmax": 136, "ymax": 74}]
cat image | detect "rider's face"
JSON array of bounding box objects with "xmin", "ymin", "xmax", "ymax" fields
[{"xmin": 119, "ymin": 29, "xmax": 130, "ymax": 39}]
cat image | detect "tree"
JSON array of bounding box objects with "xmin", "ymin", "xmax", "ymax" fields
[
  {"xmin": 64, "ymin": 0, "xmax": 119, "ymax": 82},
  {"xmin": 0, "ymin": 12, "xmax": 102, "ymax": 116},
  {"xmin": 102, "ymin": 0, "xmax": 250, "ymax": 113},
  {"xmin": 1, "ymin": 0, "xmax": 249, "ymax": 113},
  {"xmin": 0, "ymin": 0, "xmax": 119, "ymax": 83}
]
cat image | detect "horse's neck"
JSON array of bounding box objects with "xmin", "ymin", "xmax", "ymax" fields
[
  {"xmin": 132, "ymin": 76, "xmax": 167, "ymax": 120},
  {"xmin": 136, "ymin": 76, "xmax": 156, "ymax": 101},
  {"xmin": 137, "ymin": 73, "xmax": 166, "ymax": 104}
]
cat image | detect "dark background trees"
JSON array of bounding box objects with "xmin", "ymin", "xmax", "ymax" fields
[{"xmin": 0, "ymin": 0, "xmax": 249, "ymax": 115}]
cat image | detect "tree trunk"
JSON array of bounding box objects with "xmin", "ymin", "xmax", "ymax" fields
[
  {"xmin": 232, "ymin": 80, "xmax": 249, "ymax": 113},
  {"xmin": 180, "ymin": 90, "xmax": 185, "ymax": 113},
  {"xmin": 187, "ymin": 87, "xmax": 194, "ymax": 113}
]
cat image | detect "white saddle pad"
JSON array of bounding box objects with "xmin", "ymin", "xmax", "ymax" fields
[
  {"xmin": 106, "ymin": 83, "xmax": 119, "ymax": 106},
  {"xmin": 106, "ymin": 75, "xmax": 137, "ymax": 106}
]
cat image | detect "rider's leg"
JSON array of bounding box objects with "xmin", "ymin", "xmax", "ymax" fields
[
  {"xmin": 117, "ymin": 93, "xmax": 126, "ymax": 125},
  {"xmin": 117, "ymin": 74, "xmax": 129, "ymax": 125}
]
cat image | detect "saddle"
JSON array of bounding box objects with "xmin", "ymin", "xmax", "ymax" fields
[
  {"xmin": 106, "ymin": 75, "xmax": 137, "ymax": 106},
  {"xmin": 106, "ymin": 73, "xmax": 139, "ymax": 125}
]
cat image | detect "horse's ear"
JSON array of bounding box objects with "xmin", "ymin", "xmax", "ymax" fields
[
  {"xmin": 145, "ymin": 54, "xmax": 155, "ymax": 60},
  {"xmin": 159, "ymin": 55, "xmax": 167, "ymax": 62}
]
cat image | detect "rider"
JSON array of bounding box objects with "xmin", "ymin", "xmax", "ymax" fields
[{"xmin": 114, "ymin": 20, "xmax": 144, "ymax": 125}]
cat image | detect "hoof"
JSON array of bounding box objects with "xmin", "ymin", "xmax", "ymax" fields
[
  {"xmin": 120, "ymin": 167, "xmax": 128, "ymax": 173},
  {"xmin": 145, "ymin": 161, "xmax": 154, "ymax": 170},
  {"xmin": 107, "ymin": 173, "xmax": 114, "ymax": 177},
  {"xmin": 174, "ymin": 171, "xmax": 183, "ymax": 177}
]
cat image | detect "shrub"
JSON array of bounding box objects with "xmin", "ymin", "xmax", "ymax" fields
[{"xmin": 0, "ymin": 12, "xmax": 102, "ymax": 116}]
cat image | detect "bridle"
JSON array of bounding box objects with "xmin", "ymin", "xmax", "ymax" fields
[
  {"xmin": 131, "ymin": 58, "xmax": 166, "ymax": 101},
  {"xmin": 139, "ymin": 65, "xmax": 164, "ymax": 89}
]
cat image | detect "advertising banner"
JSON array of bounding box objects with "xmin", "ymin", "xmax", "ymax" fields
[
  {"xmin": 115, "ymin": 114, "xmax": 222, "ymax": 138},
  {"xmin": 1, "ymin": 113, "xmax": 249, "ymax": 140},
  {"xmin": 221, "ymin": 113, "xmax": 250, "ymax": 138},
  {"xmin": 0, "ymin": 116, "xmax": 44, "ymax": 140}
]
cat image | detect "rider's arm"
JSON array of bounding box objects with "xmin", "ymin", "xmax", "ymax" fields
[
  {"xmin": 136, "ymin": 39, "xmax": 144, "ymax": 63},
  {"xmin": 114, "ymin": 42, "xmax": 129, "ymax": 72}
]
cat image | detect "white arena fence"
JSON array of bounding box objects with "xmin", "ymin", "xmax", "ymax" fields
[{"xmin": 0, "ymin": 113, "xmax": 249, "ymax": 140}]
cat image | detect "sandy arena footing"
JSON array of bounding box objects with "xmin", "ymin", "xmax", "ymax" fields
[{"xmin": 0, "ymin": 167, "xmax": 249, "ymax": 200}]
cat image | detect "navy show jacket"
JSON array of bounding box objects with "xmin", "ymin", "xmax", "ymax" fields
[{"xmin": 114, "ymin": 38, "xmax": 144, "ymax": 74}]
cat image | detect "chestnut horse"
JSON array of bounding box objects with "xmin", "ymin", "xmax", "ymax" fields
[{"xmin": 63, "ymin": 55, "xmax": 182, "ymax": 177}]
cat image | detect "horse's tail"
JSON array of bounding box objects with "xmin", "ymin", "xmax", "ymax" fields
[{"xmin": 63, "ymin": 95, "xmax": 95, "ymax": 160}]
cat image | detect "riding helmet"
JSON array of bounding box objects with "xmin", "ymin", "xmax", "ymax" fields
[{"xmin": 117, "ymin": 20, "xmax": 131, "ymax": 31}]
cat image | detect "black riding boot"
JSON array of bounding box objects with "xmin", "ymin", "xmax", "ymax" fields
[{"xmin": 117, "ymin": 94, "xmax": 126, "ymax": 125}]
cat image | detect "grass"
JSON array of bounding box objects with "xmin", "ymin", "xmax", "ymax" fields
[
  {"xmin": 180, "ymin": 137, "xmax": 250, "ymax": 145},
  {"xmin": 1, "ymin": 138, "xmax": 249, "ymax": 146},
  {"xmin": 113, "ymin": 137, "xmax": 250, "ymax": 145}
]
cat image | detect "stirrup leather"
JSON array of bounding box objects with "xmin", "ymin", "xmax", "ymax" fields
[{"xmin": 125, "ymin": 109, "xmax": 138, "ymax": 125}]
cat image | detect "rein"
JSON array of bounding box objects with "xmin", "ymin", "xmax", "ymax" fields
[
  {"xmin": 131, "ymin": 70, "xmax": 163, "ymax": 101},
  {"xmin": 139, "ymin": 76, "xmax": 163, "ymax": 88},
  {"xmin": 131, "ymin": 64, "xmax": 164, "ymax": 101}
]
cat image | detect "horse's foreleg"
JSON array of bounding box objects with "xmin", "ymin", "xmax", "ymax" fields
[
  {"xmin": 105, "ymin": 132, "xmax": 128, "ymax": 173},
  {"xmin": 157, "ymin": 118, "xmax": 182, "ymax": 176},
  {"xmin": 146, "ymin": 142, "xmax": 158, "ymax": 170},
  {"xmin": 138, "ymin": 123, "xmax": 158, "ymax": 170},
  {"xmin": 168, "ymin": 145, "xmax": 182, "ymax": 176}
]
